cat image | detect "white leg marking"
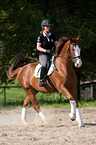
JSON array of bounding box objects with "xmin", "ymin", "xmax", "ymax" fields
[
  {"xmin": 21, "ymin": 107, "xmax": 27, "ymax": 125},
  {"xmin": 39, "ymin": 112, "xmax": 48, "ymax": 124},
  {"xmin": 76, "ymin": 108, "xmax": 85, "ymax": 127},
  {"xmin": 69, "ymin": 100, "xmax": 76, "ymax": 121}
]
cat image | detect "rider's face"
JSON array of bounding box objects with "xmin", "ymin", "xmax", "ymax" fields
[{"xmin": 43, "ymin": 25, "xmax": 50, "ymax": 33}]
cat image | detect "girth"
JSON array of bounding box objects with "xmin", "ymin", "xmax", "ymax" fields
[{"xmin": 47, "ymin": 76, "xmax": 59, "ymax": 93}]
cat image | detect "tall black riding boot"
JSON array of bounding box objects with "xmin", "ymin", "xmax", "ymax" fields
[{"xmin": 39, "ymin": 66, "xmax": 46, "ymax": 87}]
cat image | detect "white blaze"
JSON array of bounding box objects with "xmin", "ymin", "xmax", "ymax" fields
[{"xmin": 73, "ymin": 45, "xmax": 82, "ymax": 68}]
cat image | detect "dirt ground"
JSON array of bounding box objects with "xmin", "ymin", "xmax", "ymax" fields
[{"xmin": 0, "ymin": 107, "xmax": 96, "ymax": 145}]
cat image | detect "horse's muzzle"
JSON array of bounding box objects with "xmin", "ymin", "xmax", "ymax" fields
[{"xmin": 74, "ymin": 59, "xmax": 82, "ymax": 68}]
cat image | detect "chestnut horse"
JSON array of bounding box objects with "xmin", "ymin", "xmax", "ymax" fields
[{"xmin": 8, "ymin": 35, "xmax": 85, "ymax": 127}]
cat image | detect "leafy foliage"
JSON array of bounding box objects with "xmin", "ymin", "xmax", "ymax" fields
[{"xmin": 0, "ymin": 0, "xmax": 96, "ymax": 84}]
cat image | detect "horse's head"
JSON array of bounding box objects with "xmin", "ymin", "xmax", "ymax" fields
[{"xmin": 68, "ymin": 35, "xmax": 82, "ymax": 68}]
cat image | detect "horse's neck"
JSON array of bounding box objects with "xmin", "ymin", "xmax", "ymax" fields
[{"xmin": 55, "ymin": 42, "xmax": 73, "ymax": 76}]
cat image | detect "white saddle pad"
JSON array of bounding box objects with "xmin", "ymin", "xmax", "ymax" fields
[
  {"xmin": 34, "ymin": 56, "xmax": 55, "ymax": 78},
  {"xmin": 34, "ymin": 63, "xmax": 54, "ymax": 78}
]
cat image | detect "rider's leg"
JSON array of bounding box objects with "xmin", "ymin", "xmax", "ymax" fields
[
  {"xmin": 39, "ymin": 66, "xmax": 46, "ymax": 87},
  {"xmin": 39, "ymin": 54, "xmax": 47, "ymax": 87}
]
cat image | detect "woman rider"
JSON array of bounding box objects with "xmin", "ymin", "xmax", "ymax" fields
[{"xmin": 37, "ymin": 19, "xmax": 57, "ymax": 87}]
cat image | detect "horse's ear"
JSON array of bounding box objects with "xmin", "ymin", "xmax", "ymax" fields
[
  {"xmin": 69, "ymin": 35, "xmax": 72, "ymax": 41},
  {"xmin": 77, "ymin": 35, "xmax": 81, "ymax": 41}
]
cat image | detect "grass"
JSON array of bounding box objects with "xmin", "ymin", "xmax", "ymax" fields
[
  {"xmin": 78, "ymin": 100, "xmax": 96, "ymax": 107},
  {"xmin": 0, "ymin": 86, "xmax": 96, "ymax": 110}
]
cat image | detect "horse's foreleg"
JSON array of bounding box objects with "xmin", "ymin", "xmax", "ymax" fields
[
  {"xmin": 58, "ymin": 85, "xmax": 85, "ymax": 127},
  {"xmin": 59, "ymin": 86, "xmax": 76, "ymax": 120},
  {"xmin": 69, "ymin": 87, "xmax": 85, "ymax": 127},
  {"xmin": 69, "ymin": 100, "xmax": 76, "ymax": 121},
  {"xmin": 76, "ymin": 108, "xmax": 85, "ymax": 127},
  {"xmin": 69, "ymin": 100, "xmax": 85, "ymax": 127},
  {"xmin": 21, "ymin": 96, "xmax": 31, "ymax": 125}
]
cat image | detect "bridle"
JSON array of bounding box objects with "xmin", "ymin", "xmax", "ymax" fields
[
  {"xmin": 67, "ymin": 42, "xmax": 81, "ymax": 61},
  {"xmin": 53, "ymin": 42, "xmax": 81, "ymax": 62}
]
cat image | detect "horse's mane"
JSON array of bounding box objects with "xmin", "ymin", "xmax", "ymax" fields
[
  {"xmin": 55, "ymin": 36, "xmax": 79, "ymax": 55},
  {"xmin": 55, "ymin": 37, "xmax": 69, "ymax": 55}
]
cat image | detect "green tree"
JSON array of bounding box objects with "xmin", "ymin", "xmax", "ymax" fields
[{"xmin": 0, "ymin": 0, "xmax": 96, "ymax": 84}]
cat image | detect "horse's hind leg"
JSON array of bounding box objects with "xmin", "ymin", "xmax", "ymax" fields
[
  {"xmin": 22, "ymin": 88, "xmax": 48, "ymax": 124},
  {"xmin": 21, "ymin": 96, "xmax": 31, "ymax": 125},
  {"xmin": 23, "ymin": 96, "xmax": 31, "ymax": 108}
]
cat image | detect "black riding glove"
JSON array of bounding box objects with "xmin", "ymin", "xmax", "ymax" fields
[
  {"xmin": 46, "ymin": 49, "xmax": 51, "ymax": 53},
  {"xmin": 46, "ymin": 50, "xmax": 55, "ymax": 54}
]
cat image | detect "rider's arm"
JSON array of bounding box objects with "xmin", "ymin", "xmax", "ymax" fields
[{"xmin": 37, "ymin": 43, "xmax": 46, "ymax": 53}]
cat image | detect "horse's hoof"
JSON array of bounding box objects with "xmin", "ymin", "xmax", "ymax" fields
[
  {"xmin": 21, "ymin": 119, "xmax": 27, "ymax": 125},
  {"xmin": 23, "ymin": 121, "xmax": 27, "ymax": 125},
  {"xmin": 44, "ymin": 120, "xmax": 49, "ymax": 125},
  {"xmin": 69, "ymin": 113, "xmax": 76, "ymax": 121},
  {"xmin": 78, "ymin": 122, "xmax": 85, "ymax": 127}
]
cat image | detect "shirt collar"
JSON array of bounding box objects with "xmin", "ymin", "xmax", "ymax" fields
[{"xmin": 43, "ymin": 32, "xmax": 51, "ymax": 37}]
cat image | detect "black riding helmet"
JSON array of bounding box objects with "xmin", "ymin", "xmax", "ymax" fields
[{"xmin": 41, "ymin": 19, "xmax": 52, "ymax": 27}]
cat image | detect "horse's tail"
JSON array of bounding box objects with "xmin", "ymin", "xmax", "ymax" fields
[{"xmin": 7, "ymin": 52, "xmax": 32, "ymax": 82}]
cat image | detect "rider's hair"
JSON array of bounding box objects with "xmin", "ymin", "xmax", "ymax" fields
[{"xmin": 40, "ymin": 26, "xmax": 45, "ymax": 34}]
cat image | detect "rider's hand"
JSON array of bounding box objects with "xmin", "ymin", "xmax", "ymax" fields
[{"xmin": 46, "ymin": 49, "xmax": 51, "ymax": 53}]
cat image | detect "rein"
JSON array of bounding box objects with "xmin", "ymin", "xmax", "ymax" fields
[
  {"xmin": 55, "ymin": 54, "xmax": 73, "ymax": 61},
  {"xmin": 55, "ymin": 55, "xmax": 80, "ymax": 61}
]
